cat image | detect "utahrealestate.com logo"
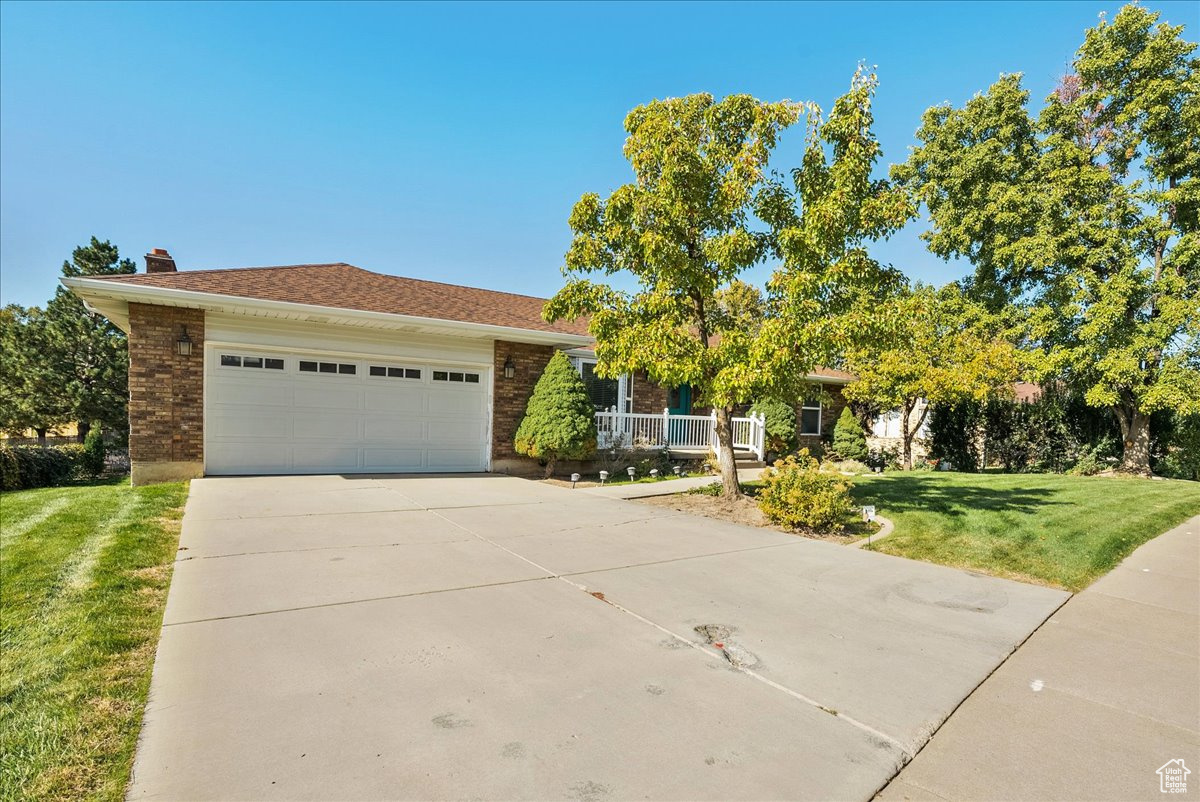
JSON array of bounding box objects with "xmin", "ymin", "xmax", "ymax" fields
[{"xmin": 1158, "ymin": 760, "xmax": 1190, "ymax": 794}]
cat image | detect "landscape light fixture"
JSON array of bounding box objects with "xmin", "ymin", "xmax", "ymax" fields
[
  {"xmin": 599, "ymin": 470, "xmax": 609, "ymax": 484},
  {"xmin": 673, "ymin": 465, "xmax": 682, "ymax": 476},
  {"xmin": 627, "ymin": 466, "xmax": 636, "ymax": 479},
  {"xmin": 503, "ymin": 355, "xmax": 515, "ymax": 379},
  {"xmin": 649, "ymin": 468, "xmax": 659, "ymax": 478},
  {"xmin": 571, "ymin": 472, "xmax": 581, "ymax": 488},
  {"xmin": 176, "ymin": 326, "xmax": 193, "ymax": 357}
]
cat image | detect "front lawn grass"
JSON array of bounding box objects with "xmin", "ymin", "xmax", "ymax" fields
[
  {"xmin": 1, "ymin": 478, "xmax": 189, "ymax": 802},
  {"xmin": 848, "ymin": 472, "xmax": 1200, "ymax": 591}
]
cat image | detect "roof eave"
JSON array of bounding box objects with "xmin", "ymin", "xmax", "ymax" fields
[{"xmin": 61, "ymin": 276, "xmax": 594, "ymax": 347}]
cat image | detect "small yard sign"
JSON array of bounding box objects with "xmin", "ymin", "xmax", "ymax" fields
[{"xmin": 862, "ymin": 505, "xmax": 876, "ymax": 522}]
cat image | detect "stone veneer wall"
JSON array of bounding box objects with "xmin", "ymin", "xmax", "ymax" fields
[
  {"xmin": 491, "ymin": 340, "xmax": 554, "ymax": 472},
  {"xmin": 127, "ymin": 303, "xmax": 206, "ymax": 484}
]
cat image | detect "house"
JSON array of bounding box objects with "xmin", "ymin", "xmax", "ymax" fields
[{"xmin": 64, "ymin": 250, "xmax": 850, "ymax": 484}]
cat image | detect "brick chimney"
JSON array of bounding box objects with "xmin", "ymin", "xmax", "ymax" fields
[{"xmin": 145, "ymin": 248, "xmax": 177, "ymax": 273}]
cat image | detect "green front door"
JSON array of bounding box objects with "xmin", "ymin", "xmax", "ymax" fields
[{"xmin": 667, "ymin": 384, "xmax": 691, "ymax": 415}]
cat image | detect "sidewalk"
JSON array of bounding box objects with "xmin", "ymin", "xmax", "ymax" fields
[
  {"xmin": 880, "ymin": 514, "xmax": 1200, "ymax": 801},
  {"xmin": 581, "ymin": 467, "xmax": 766, "ymax": 499}
]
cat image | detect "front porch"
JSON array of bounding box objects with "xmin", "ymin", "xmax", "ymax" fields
[{"xmin": 594, "ymin": 408, "xmax": 766, "ymax": 462}]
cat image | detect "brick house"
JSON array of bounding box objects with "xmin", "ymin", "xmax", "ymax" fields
[{"xmin": 66, "ymin": 251, "xmax": 850, "ymax": 484}]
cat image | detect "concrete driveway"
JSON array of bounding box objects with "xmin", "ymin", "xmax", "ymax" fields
[{"xmin": 130, "ymin": 475, "xmax": 1067, "ymax": 801}]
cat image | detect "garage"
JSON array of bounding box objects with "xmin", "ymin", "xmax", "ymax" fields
[{"xmin": 204, "ymin": 346, "xmax": 491, "ymax": 475}]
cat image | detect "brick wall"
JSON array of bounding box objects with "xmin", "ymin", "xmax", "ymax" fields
[
  {"xmin": 631, "ymin": 374, "xmax": 669, "ymax": 415},
  {"xmin": 491, "ymin": 340, "xmax": 554, "ymax": 464},
  {"xmin": 127, "ymin": 303, "xmax": 205, "ymax": 482}
]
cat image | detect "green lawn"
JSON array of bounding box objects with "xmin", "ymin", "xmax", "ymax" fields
[
  {"xmin": 848, "ymin": 472, "xmax": 1200, "ymax": 591},
  {"xmin": 0, "ymin": 479, "xmax": 189, "ymax": 802}
]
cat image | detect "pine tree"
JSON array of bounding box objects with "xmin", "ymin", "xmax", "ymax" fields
[
  {"xmin": 832, "ymin": 407, "xmax": 869, "ymax": 462},
  {"xmin": 514, "ymin": 351, "xmax": 598, "ymax": 477},
  {"xmin": 44, "ymin": 237, "xmax": 136, "ymax": 440}
]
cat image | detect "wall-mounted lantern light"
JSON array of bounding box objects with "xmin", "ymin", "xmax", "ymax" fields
[
  {"xmin": 176, "ymin": 326, "xmax": 193, "ymax": 357},
  {"xmin": 503, "ymin": 355, "xmax": 515, "ymax": 379}
]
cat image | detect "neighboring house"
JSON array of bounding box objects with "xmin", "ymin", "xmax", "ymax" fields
[
  {"xmin": 65, "ymin": 250, "xmax": 850, "ymax": 484},
  {"xmin": 868, "ymin": 400, "xmax": 932, "ymax": 464}
]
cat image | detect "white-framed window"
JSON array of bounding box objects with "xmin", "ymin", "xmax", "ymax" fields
[
  {"xmin": 432, "ymin": 369, "xmax": 481, "ymax": 384},
  {"xmin": 298, "ymin": 360, "xmax": 357, "ymax": 376},
  {"xmin": 369, "ymin": 365, "xmax": 423, "ymax": 380},
  {"xmin": 568, "ymin": 355, "xmax": 631, "ymax": 413},
  {"xmin": 799, "ymin": 397, "xmax": 821, "ymax": 435},
  {"xmin": 219, "ymin": 354, "xmax": 285, "ymax": 370}
]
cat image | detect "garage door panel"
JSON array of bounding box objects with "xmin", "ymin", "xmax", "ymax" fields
[
  {"xmin": 363, "ymin": 417, "xmax": 424, "ymax": 441},
  {"xmin": 207, "ymin": 443, "xmax": 292, "ymax": 474},
  {"xmin": 214, "ymin": 380, "xmax": 293, "ymax": 408},
  {"xmin": 427, "ymin": 420, "xmax": 487, "ymax": 444},
  {"xmin": 293, "ymin": 385, "xmax": 363, "ymax": 411},
  {"xmin": 209, "ymin": 413, "xmax": 291, "ymax": 439},
  {"xmin": 427, "ymin": 448, "xmax": 486, "ymax": 470},
  {"xmin": 364, "ymin": 387, "xmax": 425, "ymax": 413},
  {"xmin": 206, "ymin": 350, "xmax": 489, "ymax": 475},
  {"xmin": 293, "ymin": 446, "xmax": 360, "ymax": 471},
  {"xmin": 429, "ymin": 392, "xmax": 487, "ymax": 416},
  {"xmin": 293, "ymin": 413, "xmax": 359, "ymax": 440},
  {"xmin": 361, "ymin": 448, "xmax": 425, "ymax": 471}
]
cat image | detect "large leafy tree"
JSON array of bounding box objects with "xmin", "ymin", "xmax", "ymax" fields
[
  {"xmin": 842, "ymin": 284, "xmax": 1020, "ymax": 469},
  {"xmin": 44, "ymin": 237, "xmax": 136, "ymax": 439},
  {"xmin": 545, "ymin": 70, "xmax": 912, "ymax": 496},
  {"xmin": 0, "ymin": 305, "xmax": 70, "ymax": 443},
  {"xmin": 896, "ymin": 5, "xmax": 1199, "ymax": 474}
]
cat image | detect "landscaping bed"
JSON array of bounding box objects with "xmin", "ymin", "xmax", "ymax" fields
[
  {"xmin": 638, "ymin": 481, "xmax": 878, "ymax": 543},
  {"xmin": 0, "ymin": 478, "xmax": 190, "ymax": 802}
]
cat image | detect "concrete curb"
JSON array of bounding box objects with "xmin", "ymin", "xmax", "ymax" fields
[{"xmin": 848, "ymin": 515, "xmax": 895, "ymax": 549}]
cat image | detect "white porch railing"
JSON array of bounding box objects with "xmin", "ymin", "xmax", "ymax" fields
[{"xmin": 594, "ymin": 408, "xmax": 766, "ymax": 461}]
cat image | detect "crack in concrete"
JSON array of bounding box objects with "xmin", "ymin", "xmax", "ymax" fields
[
  {"xmin": 426, "ymin": 507, "xmax": 915, "ymax": 762},
  {"xmin": 161, "ymin": 574, "xmax": 558, "ymax": 627},
  {"xmin": 175, "ymin": 537, "xmax": 477, "ymax": 562}
]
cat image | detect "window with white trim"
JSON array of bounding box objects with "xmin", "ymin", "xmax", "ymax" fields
[
  {"xmin": 432, "ymin": 370, "xmax": 480, "ymax": 383},
  {"xmin": 298, "ymin": 360, "xmax": 356, "ymax": 375},
  {"xmin": 220, "ymin": 354, "xmax": 284, "ymax": 370},
  {"xmin": 568, "ymin": 356, "xmax": 631, "ymax": 413},
  {"xmin": 799, "ymin": 397, "xmax": 821, "ymax": 435},
  {"xmin": 368, "ymin": 365, "xmax": 422, "ymax": 380}
]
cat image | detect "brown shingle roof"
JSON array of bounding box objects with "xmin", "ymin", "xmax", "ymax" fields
[{"xmin": 91, "ymin": 263, "xmax": 590, "ymax": 337}]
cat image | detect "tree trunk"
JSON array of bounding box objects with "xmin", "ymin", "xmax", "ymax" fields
[
  {"xmin": 35, "ymin": 427, "xmax": 47, "ymax": 448},
  {"xmin": 900, "ymin": 400, "xmax": 914, "ymax": 470},
  {"xmin": 543, "ymin": 455, "xmax": 557, "ymax": 480},
  {"xmin": 1116, "ymin": 404, "xmax": 1152, "ymax": 475},
  {"xmin": 713, "ymin": 406, "xmax": 742, "ymax": 498},
  {"xmin": 77, "ymin": 421, "xmax": 91, "ymax": 443}
]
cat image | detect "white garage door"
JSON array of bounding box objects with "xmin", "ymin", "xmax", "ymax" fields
[{"xmin": 205, "ymin": 348, "xmax": 490, "ymax": 475}]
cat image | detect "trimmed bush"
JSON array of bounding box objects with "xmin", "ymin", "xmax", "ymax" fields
[
  {"xmin": 831, "ymin": 407, "xmax": 868, "ymax": 461},
  {"xmin": 514, "ymin": 351, "xmax": 598, "ymax": 477},
  {"xmin": 750, "ymin": 398, "xmax": 797, "ymax": 458},
  {"xmin": 80, "ymin": 427, "xmax": 107, "ymax": 477},
  {"xmin": 0, "ymin": 445, "xmax": 78, "ymax": 491},
  {"xmin": 758, "ymin": 450, "xmax": 855, "ymax": 532}
]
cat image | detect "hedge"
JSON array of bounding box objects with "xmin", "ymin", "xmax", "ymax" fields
[{"xmin": 0, "ymin": 444, "xmax": 93, "ymax": 491}]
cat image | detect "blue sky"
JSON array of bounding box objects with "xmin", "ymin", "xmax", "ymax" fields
[{"xmin": 1, "ymin": 1, "xmax": 1196, "ymax": 308}]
